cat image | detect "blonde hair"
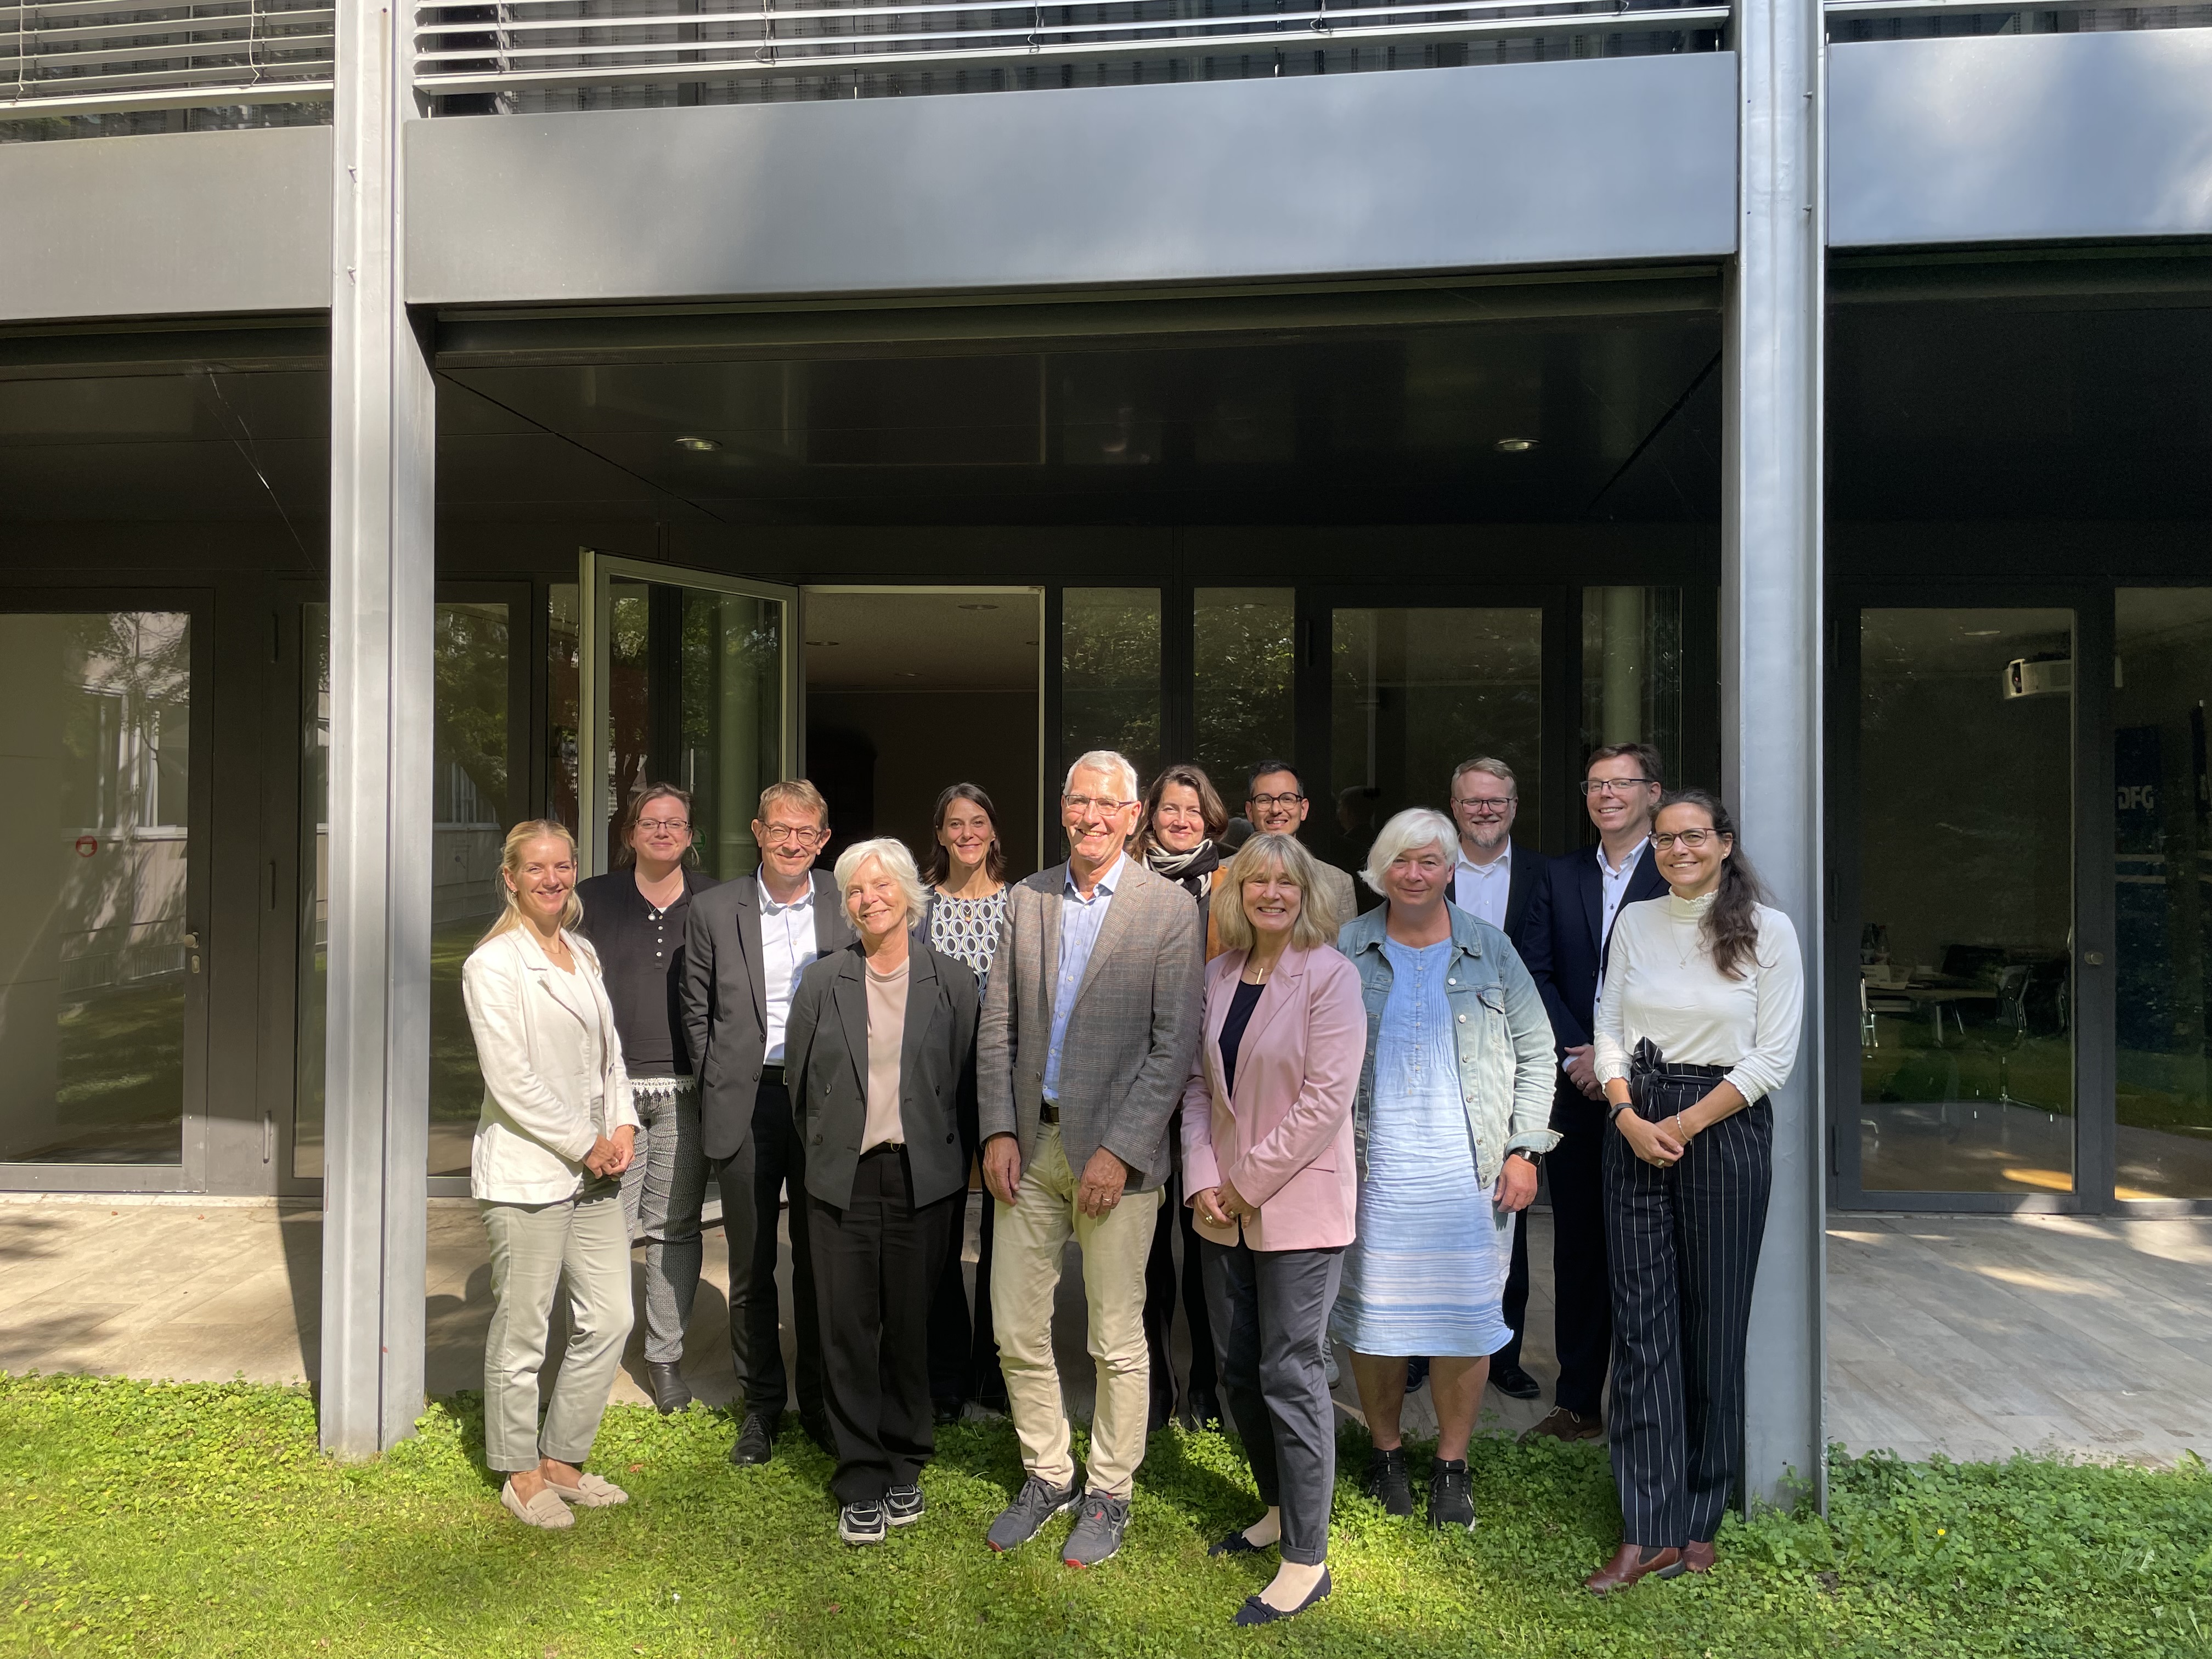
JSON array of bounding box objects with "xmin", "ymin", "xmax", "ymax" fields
[
  {"xmin": 1211, "ymin": 833, "xmax": 1340, "ymax": 953},
  {"xmin": 482, "ymin": 819, "xmax": 583, "ymax": 944},
  {"xmin": 832, "ymin": 837, "xmax": 929, "ymax": 928},
  {"xmin": 756, "ymin": 778, "xmax": 828, "ymax": 826},
  {"xmin": 1362, "ymin": 808, "xmax": 1459, "ymax": 895}
]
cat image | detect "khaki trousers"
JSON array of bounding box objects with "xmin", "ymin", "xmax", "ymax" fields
[
  {"xmin": 989, "ymin": 1124, "xmax": 1161, "ymax": 1498},
  {"xmin": 481, "ymin": 1183, "xmax": 632, "ymax": 1474}
]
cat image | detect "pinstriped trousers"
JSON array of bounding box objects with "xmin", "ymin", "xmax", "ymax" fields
[{"xmin": 1602, "ymin": 1077, "xmax": 1773, "ymax": 1548}]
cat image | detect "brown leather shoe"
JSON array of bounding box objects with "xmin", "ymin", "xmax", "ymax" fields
[
  {"xmin": 1585, "ymin": 1543, "xmax": 1684, "ymax": 1594},
  {"xmin": 1682, "ymin": 1541, "xmax": 1717, "ymax": 1573},
  {"xmin": 1521, "ymin": 1406, "xmax": 1604, "ymax": 1443}
]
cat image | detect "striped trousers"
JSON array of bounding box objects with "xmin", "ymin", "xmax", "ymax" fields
[{"xmin": 1602, "ymin": 1073, "xmax": 1772, "ymax": 1548}]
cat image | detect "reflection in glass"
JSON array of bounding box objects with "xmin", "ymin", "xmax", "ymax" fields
[
  {"xmin": 606, "ymin": 579, "xmax": 653, "ymax": 850},
  {"xmin": 1582, "ymin": 588, "xmax": 1685, "ymax": 789},
  {"xmin": 1858, "ymin": 608, "xmax": 2075, "ymax": 1195},
  {"xmin": 297, "ymin": 601, "xmax": 516, "ymax": 1180},
  {"xmin": 1062, "ymin": 588, "xmax": 1160, "ymax": 788},
  {"xmin": 1330, "ymin": 608, "xmax": 1543, "ymax": 879},
  {"xmin": 1194, "ymin": 588, "xmax": 1294, "ymax": 799},
  {"xmin": 681, "ymin": 587, "xmax": 781, "ymax": 880},
  {"xmin": 548, "ymin": 583, "xmax": 580, "ymax": 835},
  {"xmin": 0, "ymin": 612, "xmax": 192, "ymax": 1164},
  {"xmin": 2111, "ymin": 590, "xmax": 2212, "ymax": 1200}
]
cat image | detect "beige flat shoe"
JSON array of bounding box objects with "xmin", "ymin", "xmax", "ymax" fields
[
  {"xmin": 545, "ymin": 1471, "xmax": 629, "ymax": 1508},
  {"xmin": 502, "ymin": 1477, "xmax": 575, "ymax": 1530}
]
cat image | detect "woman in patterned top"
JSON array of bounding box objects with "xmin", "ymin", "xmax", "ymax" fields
[{"xmin": 918, "ymin": 783, "xmax": 1013, "ymax": 1418}]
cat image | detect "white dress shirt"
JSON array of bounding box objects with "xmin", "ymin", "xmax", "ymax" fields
[
  {"xmin": 760, "ymin": 882, "xmax": 820, "ymax": 1063},
  {"xmin": 1450, "ymin": 840, "xmax": 1513, "ymax": 932},
  {"xmin": 1596, "ymin": 836, "xmax": 1649, "ymax": 949}
]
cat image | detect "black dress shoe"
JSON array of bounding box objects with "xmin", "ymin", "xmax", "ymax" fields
[
  {"xmin": 1406, "ymin": 1357, "xmax": 1430, "ymax": 1392},
  {"xmin": 1491, "ymin": 1361, "xmax": 1542, "ymax": 1401},
  {"xmin": 934, "ymin": 1397, "xmax": 965, "ymax": 1426},
  {"xmin": 729, "ymin": 1410, "xmax": 776, "ymax": 1466},
  {"xmin": 1233, "ymin": 1567, "xmax": 1332, "ymax": 1627},
  {"xmin": 646, "ymin": 1362, "xmax": 692, "ymax": 1414},
  {"xmin": 1209, "ymin": 1527, "xmax": 1270, "ymax": 1557},
  {"xmin": 802, "ymin": 1414, "xmax": 837, "ymax": 1456},
  {"xmin": 1183, "ymin": 1389, "xmax": 1223, "ymax": 1429}
]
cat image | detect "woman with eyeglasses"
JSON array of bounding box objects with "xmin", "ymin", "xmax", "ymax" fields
[
  {"xmin": 1135, "ymin": 763, "xmax": 1231, "ymax": 1429},
  {"xmin": 1583, "ymin": 789, "xmax": 1804, "ymax": 1594},
  {"xmin": 574, "ymin": 784, "xmax": 718, "ymax": 1415}
]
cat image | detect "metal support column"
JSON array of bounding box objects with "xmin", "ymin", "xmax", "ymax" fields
[
  {"xmin": 1724, "ymin": 0, "xmax": 1827, "ymax": 1509},
  {"xmin": 321, "ymin": 0, "xmax": 436, "ymax": 1456}
]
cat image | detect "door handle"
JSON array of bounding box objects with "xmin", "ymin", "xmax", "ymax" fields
[{"xmin": 182, "ymin": 931, "xmax": 201, "ymax": 973}]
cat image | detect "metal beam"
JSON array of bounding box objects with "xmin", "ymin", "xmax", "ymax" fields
[
  {"xmin": 320, "ymin": 0, "xmax": 436, "ymax": 1457},
  {"xmin": 1723, "ymin": 0, "xmax": 1827, "ymax": 1510}
]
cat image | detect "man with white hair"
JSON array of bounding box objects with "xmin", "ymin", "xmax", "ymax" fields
[{"xmin": 976, "ymin": 749, "xmax": 1204, "ymax": 1567}]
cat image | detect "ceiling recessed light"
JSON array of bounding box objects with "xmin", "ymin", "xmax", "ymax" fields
[
  {"xmin": 957, "ymin": 602, "xmax": 1000, "ymax": 612},
  {"xmin": 674, "ymin": 435, "xmax": 720, "ymax": 452},
  {"xmin": 894, "ymin": 671, "xmax": 921, "ymax": 679},
  {"xmin": 1494, "ymin": 437, "xmax": 1538, "ymax": 454}
]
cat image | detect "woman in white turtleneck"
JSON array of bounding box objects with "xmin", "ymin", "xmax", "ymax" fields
[{"xmin": 1582, "ymin": 789, "xmax": 1804, "ymax": 1596}]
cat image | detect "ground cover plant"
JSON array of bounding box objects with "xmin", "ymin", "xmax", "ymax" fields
[{"xmin": 2, "ymin": 1373, "xmax": 2208, "ymax": 1657}]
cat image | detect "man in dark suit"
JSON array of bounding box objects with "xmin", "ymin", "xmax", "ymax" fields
[
  {"xmin": 1514, "ymin": 741, "xmax": 1668, "ymax": 1442},
  {"xmin": 1443, "ymin": 757, "xmax": 1545, "ymax": 1400},
  {"xmin": 681, "ymin": 778, "xmax": 855, "ymax": 1466}
]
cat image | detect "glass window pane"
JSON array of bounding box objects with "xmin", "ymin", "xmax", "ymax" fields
[
  {"xmin": 681, "ymin": 587, "xmax": 782, "ymax": 880},
  {"xmin": 1195, "ymin": 588, "xmax": 1294, "ymax": 802},
  {"xmin": 548, "ymin": 582, "xmax": 580, "ymax": 836},
  {"xmin": 1582, "ymin": 587, "xmax": 1686, "ymax": 792},
  {"xmin": 605, "ymin": 579, "xmax": 653, "ymax": 851},
  {"xmin": 296, "ymin": 605, "xmax": 330, "ymax": 1178},
  {"xmin": 1331, "ymin": 607, "xmax": 1543, "ymax": 875},
  {"xmin": 1, "ymin": 611, "xmax": 192, "ymax": 1164},
  {"xmin": 2112, "ymin": 589, "xmax": 2212, "ymax": 1200},
  {"xmin": 1858, "ymin": 608, "xmax": 2075, "ymax": 1195},
  {"xmin": 1062, "ymin": 588, "xmax": 1160, "ymax": 788}
]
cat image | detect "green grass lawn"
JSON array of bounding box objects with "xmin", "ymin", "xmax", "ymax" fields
[{"xmin": 2, "ymin": 1375, "xmax": 2208, "ymax": 1658}]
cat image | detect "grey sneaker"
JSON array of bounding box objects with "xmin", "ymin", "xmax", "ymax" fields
[
  {"xmin": 839, "ymin": 1500, "xmax": 887, "ymax": 1545},
  {"xmin": 1061, "ymin": 1490, "xmax": 1132, "ymax": 1568},
  {"xmin": 986, "ymin": 1475, "xmax": 1080, "ymax": 1553},
  {"xmin": 884, "ymin": 1483, "xmax": 925, "ymax": 1526}
]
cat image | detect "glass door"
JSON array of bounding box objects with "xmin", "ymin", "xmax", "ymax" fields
[
  {"xmin": 0, "ymin": 606, "xmax": 205, "ymax": 1172},
  {"xmin": 579, "ymin": 554, "xmax": 798, "ymax": 878}
]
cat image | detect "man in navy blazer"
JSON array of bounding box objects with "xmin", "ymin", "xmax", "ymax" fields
[{"xmin": 1514, "ymin": 742, "xmax": 1669, "ymax": 1441}]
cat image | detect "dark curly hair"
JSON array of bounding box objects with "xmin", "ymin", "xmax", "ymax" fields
[{"xmin": 1655, "ymin": 789, "xmax": 1766, "ymax": 980}]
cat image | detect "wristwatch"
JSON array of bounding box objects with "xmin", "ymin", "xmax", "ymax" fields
[{"xmin": 1505, "ymin": 1148, "xmax": 1542, "ymax": 1170}]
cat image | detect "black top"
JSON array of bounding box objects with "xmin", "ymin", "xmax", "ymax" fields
[
  {"xmin": 1217, "ymin": 978, "xmax": 1266, "ymax": 1097},
  {"xmin": 575, "ymin": 867, "xmax": 720, "ymax": 1076}
]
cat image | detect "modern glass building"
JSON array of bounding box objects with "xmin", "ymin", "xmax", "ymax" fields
[{"xmin": 5, "ymin": 0, "xmax": 2209, "ymax": 1486}]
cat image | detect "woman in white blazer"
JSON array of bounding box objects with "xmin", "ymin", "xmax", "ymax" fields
[{"xmin": 461, "ymin": 819, "xmax": 640, "ymax": 1531}]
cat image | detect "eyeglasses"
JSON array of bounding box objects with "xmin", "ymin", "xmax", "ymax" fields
[
  {"xmin": 760, "ymin": 823, "xmax": 827, "ymax": 845},
  {"xmin": 1248, "ymin": 792, "xmax": 1305, "ymax": 809},
  {"xmin": 635, "ymin": 818, "xmax": 691, "ymax": 834},
  {"xmin": 1580, "ymin": 777, "xmax": 1657, "ymax": 797},
  {"xmin": 1452, "ymin": 797, "xmax": 1516, "ymax": 817},
  {"xmin": 1063, "ymin": 795, "xmax": 1135, "ymax": 815},
  {"xmin": 1651, "ymin": 828, "xmax": 1719, "ymax": 851}
]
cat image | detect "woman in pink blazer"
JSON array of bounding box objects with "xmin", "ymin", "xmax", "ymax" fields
[{"xmin": 1180, "ymin": 832, "xmax": 1364, "ymax": 1628}]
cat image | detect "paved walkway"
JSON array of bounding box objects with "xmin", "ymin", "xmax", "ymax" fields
[{"xmin": 1, "ymin": 1195, "xmax": 2205, "ymax": 1466}]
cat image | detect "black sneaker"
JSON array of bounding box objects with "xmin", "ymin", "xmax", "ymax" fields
[
  {"xmin": 986, "ymin": 1475, "xmax": 1080, "ymax": 1552},
  {"xmin": 839, "ymin": 1500, "xmax": 887, "ymax": 1546},
  {"xmin": 1491, "ymin": 1361, "xmax": 1542, "ymax": 1401},
  {"xmin": 884, "ymin": 1483, "xmax": 925, "ymax": 1526},
  {"xmin": 1427, "ymin": 1457, "xmax": 1476, "ymax": 1531},
  {"xmin": 1363, "ymin": 1446, "xmax": 1414, "ymax": 1516},
  {"xmin": 1060, "ymin": 1491, "xmax": 1131, "ymax": 1568},
  {"xmin": 729, "ymin": 1410, "xmax": 775, "ymax": 1467}
]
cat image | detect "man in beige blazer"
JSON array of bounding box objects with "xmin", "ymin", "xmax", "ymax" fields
[{"xmin": 977, "ymin": 750, "xmax": 1202, "ymax": 1568}]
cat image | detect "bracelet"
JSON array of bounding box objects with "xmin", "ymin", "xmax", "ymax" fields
[
  {"xmin": 1607, "ymin": 1099, "xmax": 1633, "ymax": 1124},
  {"xmin": 1670, "ymin": 1114, "xmax": 1692, "ymax": 1142}
]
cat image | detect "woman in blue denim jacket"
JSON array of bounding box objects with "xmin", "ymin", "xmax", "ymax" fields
[{"xmin": 1331, "ymin": 808, "xmax": 1558, "ymax": 1529}]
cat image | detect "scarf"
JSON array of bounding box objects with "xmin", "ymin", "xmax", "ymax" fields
[{"xmin": 1146, "ymin": 838, "xmax": 1220, "ymax": 901}]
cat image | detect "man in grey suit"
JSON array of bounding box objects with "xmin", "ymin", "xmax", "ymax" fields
[
  {"xmin": 681, "ymin": 778, "xmax": 854, "ymax": 1468},
  {"xmin": 1244, "ymin": 759, "xmax": 1360, "ymax": 929},
  {"xmin": 977, "ymin": 749, "xmax": 1203, "ymax": 1568}
]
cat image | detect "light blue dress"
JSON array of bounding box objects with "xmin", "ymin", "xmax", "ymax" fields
[{"xmin": 1329, "ymin": 936, "xmax": 1515, "ymax": 1358}]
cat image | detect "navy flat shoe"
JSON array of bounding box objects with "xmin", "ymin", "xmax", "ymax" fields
[
  {"xmin": 1233, "ymin": 1567, "xmax": 1333, "ymax": 1626},
  {"xmin": 1209, "ymin": 1528, "xmax": 1271, "ymax": 1557}
]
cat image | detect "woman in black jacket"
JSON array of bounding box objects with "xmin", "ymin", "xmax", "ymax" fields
[{"xmin": 785, "ymin": 836, "xmax": 980, "ymax": 1548}]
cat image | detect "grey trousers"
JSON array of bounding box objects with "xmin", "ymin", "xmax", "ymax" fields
[
  {"xmin": 618, "ymin": 1078, "xmax": 708, "ymax": 1366},
  {"xmin": 482, "ymin": 1183, "xmax": 633, "ymax": 1474},
  {"xmin": 1199, "ymin": 1235, "xmax": 1345, "ymax": 1566}
]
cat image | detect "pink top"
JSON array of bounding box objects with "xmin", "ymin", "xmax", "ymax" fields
[{"xmin": 1180, "ymin": 943, "xmax": 1364, "ymax": 1253}]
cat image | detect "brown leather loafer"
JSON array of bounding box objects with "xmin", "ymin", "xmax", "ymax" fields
[
  {"xmin": 1521, "ymin": 1406, "xmax": 1605, "ymax": 1443},
  {"xmin": 1585, "ymin": 1543, "xmax": 1684, "ymax": 1594},
  {"xmin": 1682, "ymin": 1541, "xmax": 1717, "ymax": 1573}
]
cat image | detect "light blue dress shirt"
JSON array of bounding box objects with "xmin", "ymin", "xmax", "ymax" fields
[{"xmin": 1041, "ymin": 851, "xmax": 1125, "ymax": 1104}]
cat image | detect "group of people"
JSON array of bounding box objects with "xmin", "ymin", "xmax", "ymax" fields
[{"xmin": 458, "ymin": 738, "xmax": 1804, "ymax": 1616}]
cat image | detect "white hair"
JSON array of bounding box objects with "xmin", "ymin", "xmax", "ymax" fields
[
  {"xmin": 1063, "ymin": 748, "xmax": 1139, "ymax": 803},
  {"xmin": 831, "ymin": 837, "xmax": 929, "ymax": 926},
  {"xmin": 1362, "ymin": 807, "xmax": 1460, "ymax": 895}
]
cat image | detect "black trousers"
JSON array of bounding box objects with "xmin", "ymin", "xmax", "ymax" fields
[
  {"xmin": 810, "ymin": 1146, "xmax": 957, "ymax": 1504},
  {"xmin": 1604, "ymin": 1075, "xmax": 1773, "ymax": 1547},
  {"xmin": 1549, "ymin": 1083, "xmax": 1616, "ymax": 1417},
  {"xmin": 707, "ymin": 1078, "xmax": 823, "ymax": 1427},
  {"xmin": 1494, "ymin": 1206, "xmax": 1531, "ymax": 1373},
  {"xmin": 1142, "ymin": 1163, "xmax": 1218, "ymax": 1424},
  {"xmin": 926, "ymin": 1183, "xmax": 1004, "ymax": 1407}
]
